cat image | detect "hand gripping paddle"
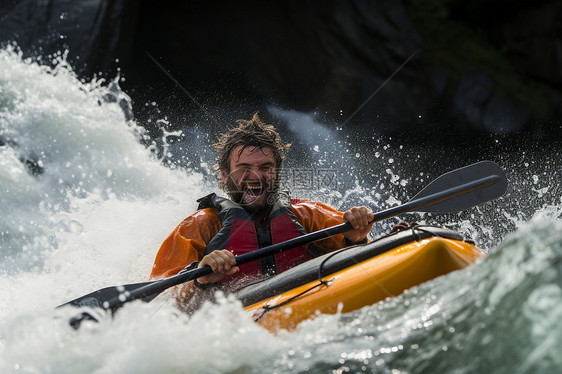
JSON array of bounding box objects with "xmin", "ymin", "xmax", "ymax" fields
[{"xmin": 58, "ymin": 161, "xmax": 507, "ymax": 328}]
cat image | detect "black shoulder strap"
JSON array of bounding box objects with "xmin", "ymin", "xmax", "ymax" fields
[{"xmin": 196, "ymin": 193, "xmax": 216, "ymax": 210}]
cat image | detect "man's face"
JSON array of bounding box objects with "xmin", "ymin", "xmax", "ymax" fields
[{"xmin": 221, "ymin": 145, "xmax": 278, "ymax": 212}]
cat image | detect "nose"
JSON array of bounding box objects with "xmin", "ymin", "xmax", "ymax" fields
[{"xmin": 243, "ymin": 168, "xmax": 262, "ymax": 181}]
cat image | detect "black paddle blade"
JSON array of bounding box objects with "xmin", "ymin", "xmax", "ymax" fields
[
  {"xmin": 57, "ymin": 160, "xmax": 507, "ymax": 327},
  {"xmin": 410, "ymin": 161, "xmax": 507, "ymax": 213},
  {"xmin": 58, "ymin": 280, "xmax": 158, "ymax": 310}
]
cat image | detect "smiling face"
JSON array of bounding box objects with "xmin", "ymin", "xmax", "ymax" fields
[{"xmin": 221, "ymin": 145, "xmax": 279, "ymax": 213}]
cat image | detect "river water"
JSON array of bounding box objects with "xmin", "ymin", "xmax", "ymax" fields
[{"xmin": 1, "ymin": 45, "xmax": 561, "ymax": 373}]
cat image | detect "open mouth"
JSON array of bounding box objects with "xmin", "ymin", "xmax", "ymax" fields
[{"xmin": 244, "ymin": 182, "xmax": 266, "ymax": 198}]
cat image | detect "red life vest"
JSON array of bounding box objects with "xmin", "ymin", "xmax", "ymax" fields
[{"xmin": 197, "ymin": 193, "xmax": 317, "ymax": 286}]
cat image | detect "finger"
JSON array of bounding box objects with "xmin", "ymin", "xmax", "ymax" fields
[
  {"xmin": 344, "ymin": 211, "xmax": 359, "ymax": 229},
  {"xmin": 201, "ymin": 256, "xmax": 219, "ymax": 272},
  {"xmin": 215, "ymin": 250, "xmax": 235, "ymax": 271},
  {"xmin": 357, "ymin": 207, "xmax": 373, "ymax": 225},
  {"xmin": 358, "ymin": 208, "xmax": 370, "ymax": 226},
  {"xmin": 202, "ymin": 251, "xmax": 229, "ymax": 273},
  {"xmin": 366, "ymin": 209, "xmax": 374, "ymax": 224},
  {"xmin": 353, "ymin": 207, "xmax": 371, "ymax": 227},
  {"xmin": 220, "ymin": 249, "xmax": 237, "ymax": 266},
  {"xmin": 349, "ymin": 208, "xmax": 366, "ymax": 228},
  {"xmin": 211, "ymin": 250, "xmax": 234, "ymax": 269}
]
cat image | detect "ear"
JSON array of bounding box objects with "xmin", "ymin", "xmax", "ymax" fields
[{"xmin": 220, "ymin": 168, "xmax": 229, "ymax": 185}]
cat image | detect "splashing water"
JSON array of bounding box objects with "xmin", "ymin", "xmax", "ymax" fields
[
  {"xmin": 1, "ymin": 45, "xmax": 561, "ymax": 373},
  {"xmin": 0, "ymin": 46, "xmax": 206, "ymax": 274}
]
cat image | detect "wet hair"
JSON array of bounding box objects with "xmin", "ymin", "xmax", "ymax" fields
[{"xmin": 213, "ymin": 112, "xmax": 290, "ymax": 188}]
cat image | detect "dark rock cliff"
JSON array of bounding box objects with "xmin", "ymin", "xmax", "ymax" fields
[{"xmin": 1, "ymin": 0, "xmax": 561, "ymax": 142}]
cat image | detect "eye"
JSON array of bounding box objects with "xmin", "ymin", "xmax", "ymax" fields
[{"xmin": 233, "ymin": 166, "xmax": 251, "ymax": 173}]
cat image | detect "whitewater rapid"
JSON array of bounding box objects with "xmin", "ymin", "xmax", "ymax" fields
[{"xmin": 1, "ymin": 45, "xmax": 562, "ymax": 374}]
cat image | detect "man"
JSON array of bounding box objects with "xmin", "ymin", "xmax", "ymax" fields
[{"xmin": 150, "ymin": 113, "xmax": 374, "ymax": 311}]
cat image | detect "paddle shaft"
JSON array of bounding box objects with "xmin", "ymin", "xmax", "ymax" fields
[{"xmin": 102, "ymin": 173, "xmax": 501, "ymax": 311}]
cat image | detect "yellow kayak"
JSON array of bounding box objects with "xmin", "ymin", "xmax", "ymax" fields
[{"xmin": 238, "ymin": 226, "xmax": 483, "ymax": 332}]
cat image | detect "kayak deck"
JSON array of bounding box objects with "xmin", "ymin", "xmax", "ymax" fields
[{"xmin": 238, "ymin": 226, "xmax": 483, "ymax": 332}]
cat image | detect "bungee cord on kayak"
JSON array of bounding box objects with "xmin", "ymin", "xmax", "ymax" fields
[
  {"xmin": 2, "ymin": 1, "xmax": 561, "ymax": 370},
  {"xmin": 59, "ymin": 152, "xmax": 506, "ymax": 330},
  {"xmin": 244, "ymin": 224, "xmax": 479, "ymax": 324}
]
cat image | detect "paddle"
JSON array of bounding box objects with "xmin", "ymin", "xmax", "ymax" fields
[{"xmin": 58, "ymin": 160, "xmax": 506, "ymax": 327}]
